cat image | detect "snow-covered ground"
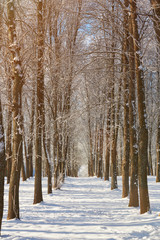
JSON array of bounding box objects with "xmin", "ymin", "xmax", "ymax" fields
[{"xmin": 1, "ymin": 176, "xmax": 160, "ymax": 240}]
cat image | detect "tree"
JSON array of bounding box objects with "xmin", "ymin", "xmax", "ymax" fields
[
  {"xmin": 128, "ymin": 13, "xmax": 139, "ymax": 207},
  {"xmin": 28, "ymin": 84, "xmax": 35, "ymax": 178},
  {"xmin": 34, "ymin": 0, "xmax": 44, "ymax": 204},
  {"xmin": 156, "ymin": 49, "xmax": 160, "ymax": 182},
  {"xmin": 122, "ymin": 0, "xmax": 130, "ymax": 198},
  {"xmin": 110, "ymin": 0, "xmax": 118, "ymax": 190},
  {"xmin": 130, "ymin": 0, "xmax": 150, "ymax": 214},
  {"xmin": 84, "ymin": 77, "xmax": 94, "ymax": 176},
  {"xmin": 150, "ymin": 0, "xmax": 160, "ymax": 182},
  {"xmin": 104, "ymin": 102, "xmax": 111, "ymax": 181},
  {"xmin": 0, "ymin": 3, "xmax": 5, "ymax": 230},
  {"xmin": 7, "ymin": 0, "xmax": 24, "ymax": 220},
  {"xmin": 0, "ymin": 97, "xmax": 5, "ymax": 236}
]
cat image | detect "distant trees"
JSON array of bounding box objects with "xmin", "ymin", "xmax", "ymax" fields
[{"xmin": 80, "ymin": 0, "xmax": 154, "ymax": 213}]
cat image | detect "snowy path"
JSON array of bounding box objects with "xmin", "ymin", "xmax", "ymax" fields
[{"xmin": 1, "ymin": 176, "xmax": 160, "ymax": 240}]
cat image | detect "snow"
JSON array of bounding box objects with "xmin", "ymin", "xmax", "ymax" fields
[
  {"xmin": 1, "ymin": 176, "xmax": 160, "ymax": 240},
  {"xmin": 78, "ymin": 165, "xmax": 88, "ymax": 177}
]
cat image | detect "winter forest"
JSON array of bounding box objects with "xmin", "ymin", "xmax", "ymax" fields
[{"xmin": 0, "ymin": 0, "xmax": 160, "ymax": 239}]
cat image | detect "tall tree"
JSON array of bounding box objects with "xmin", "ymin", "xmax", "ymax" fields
[
  {"xmin": 122, "ymin": 0, "xmax": 130, "ymax": 198},
  {"xmin": 42, "ymin": 103, "xmax": 52, "ymax": 194},
  {"xmin": 156, "ymin": 50, "xmax": 160, "ymax": 182},
  {"xmin": 84, "ymin": 77, "xmax": 94, "ymax": 176},
  {"xmin": 110, "ymin": 0, "xmax": 118, "ymax": 190},
  {"xmin": 28, "ymin": 85, "xmax": 35, "ymax": 178},
  {"xmin": 0, "ymin": 3, "xmax": 5, "ymax": 233},
  {"xmin": 7, "ymin": 0, "xmax": 24, "ymax": 219},
  {"xmin": 104, "ymin": 105, "xmax": 111, "ymax": 181},
  {"xmin": 0, "ymin": 97, "xmax": 5, "ymax": 236},
  {"xmin": 150, "ymin": 0, "xmax": 160, "ymax": 182},
  {"xmin": 34, "ymin": 0, "xmax": 44, "ymax": 204},
  {"xmin": 128, "ymin": 14, "xmax": 139, "ymax": 207},
  {"xmin": 130, "ymin": 0, "xmax": 150, "ymax": 214}
]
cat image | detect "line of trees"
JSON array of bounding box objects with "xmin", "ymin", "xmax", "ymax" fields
[
  {"xmin": 81, "ymin": 0, "xmax": 159, "ymax": 214},
  {"xmin": 0, "ymin": 0, "xmax": 160, "ymax": 235}
]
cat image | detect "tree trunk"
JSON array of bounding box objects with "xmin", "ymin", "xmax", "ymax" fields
[
  {"xmin": 148, "ymin": 134, "xmax": 153, "ymax": 176},
  {"xmin": 28, "ymin": 88, "xmax": 35, "ymax": 178},
  {"xmin": 156, "ymin": 115, "xmax": 160, "ymax": 182},
  {"xmin": 0, "ymin": 9, "xmax": 5, "ymax": 233},
  {"xmin": 42, "ymin": 114, "xmax": 52, "ymax": 194},
  {"xmin": 150, "ymin": 0, "xmax": 160, "ymax": 182},
  {"xmin": 21, "ymin": 158, "xmax": 26, "ymax": 182},
  {"xmin": 110, "ymin": 0, "xmax": 117, "ymax": 190},
  {"xmin": 0, "ymin": 97, "xmax": 5, "ymax": 235},
  {"xmin": 97, "ymin": 128, "xmax": 103, "ymax": 179},
  {"xmin": 23, "ymin": 139, "xmax": 29, "ymax": 179},
  {"xmin": 21, "ymin": 118, "xmax": 27, "ymax": 181},
  {"xmin": 104, "ymin": 107, "xmax": 111, "ymax": 181},
  {"xmin": 115, "ymin": 81, "xmax": 122, "ymax": 177},
  {"xmin": 33, "ymin": 0, "xmax": 44, "ymax": 204},
  {"xmin": 52, "ymin": 7, "xmax": 61, "ymax": 189},
  {"xmin": 156, "ymin": 54, "xmax": 160, "ymax": 182},
  {"xmin": 130, "ymin": 0, "xmax": 150, "ymax": 214},
  {"xmin": 7, "ymin": 0, "xmax": 24, "ymax": 220},
  {"xmin": 6, "ymin": 76, "xmax": 12, "ymax": 184},
  {"xmin": 128, "ymin": 14, "xmax": 139, "ymax": 207},
  {"xmin": 122, "ymin": 0, "xmax": 130, "ymax": 198},
  {"xmin": 84, "ymin": 78, "xmax": 94, "ymax": 177}
]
